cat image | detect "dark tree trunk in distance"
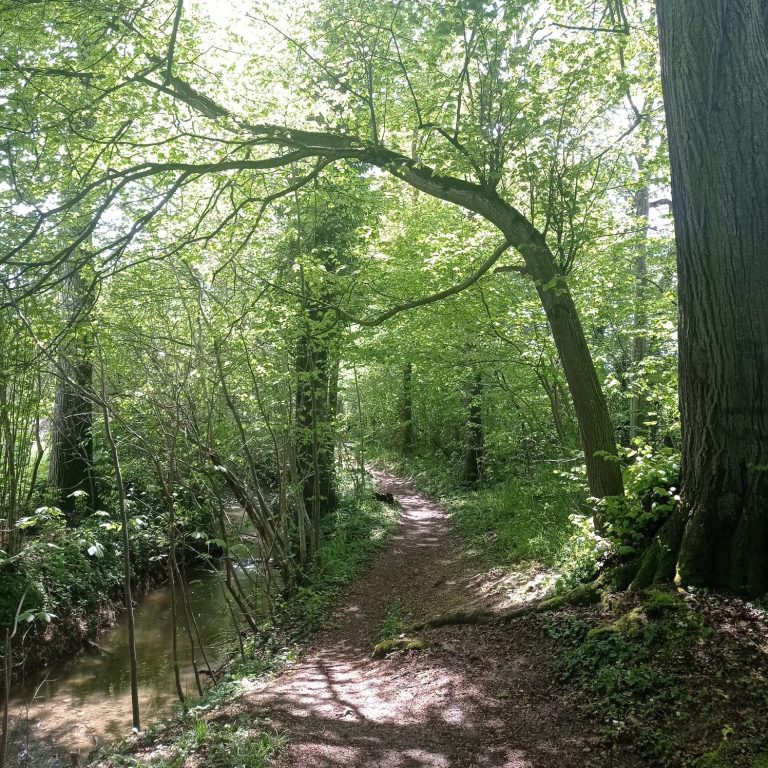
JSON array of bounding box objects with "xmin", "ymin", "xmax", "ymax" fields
[
  {"xmin": 651, "ymin": 0, "xmax": 768, "ymax": 597},
  {"xmin": 400, "ymin": 362, "xmax": 416, "ymax": 456},
  {"xmin": 461, "ymin": 371, "xmax": 484, "ymax": 485}
]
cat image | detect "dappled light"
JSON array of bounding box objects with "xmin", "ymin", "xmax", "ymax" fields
[{"xmin": 230, "ymin": 471, "xmax": 588, "ymax": 767}]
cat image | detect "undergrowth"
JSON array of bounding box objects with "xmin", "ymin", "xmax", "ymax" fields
[
  {"xmin": 104, "ymin": 717, "xmax": 286, "ymax": 768},
  {"xmin": 546, "ymin": 589, "xmax": 768, "ymax": 767}
]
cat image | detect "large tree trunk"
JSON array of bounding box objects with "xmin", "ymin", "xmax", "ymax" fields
[
  {"xmin": 47, "ymin": 266, "xmax": 96, "ymax": 521},
  {"xmin": 654, "ymin": 0, "xmax": 768, "ymax": 597}
]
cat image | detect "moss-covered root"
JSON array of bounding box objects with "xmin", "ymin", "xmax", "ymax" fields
[
  {"xmin": 372, "ymin": 636, "xmax": 434, "ymax": 659},
  {"xmin": 407, "ymin": 582, "xmax": 602, "ymax": 633},
  {"xmin": 407, "ymin": 609, "xmax": 497, "ymax": 632},
  {"xmin": 631, "ymin": 510, "xmax": 686, "ymax": 590}
]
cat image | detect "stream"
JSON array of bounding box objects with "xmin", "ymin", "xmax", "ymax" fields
[{"xmin": 5, "ymin": 566, "xmax": 260, "ymax": 767}]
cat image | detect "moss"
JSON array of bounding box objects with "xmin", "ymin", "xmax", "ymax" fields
[
  {"xmin": 697, "ymin": 745, "xmax": 768, "ymax": 768},
  {"xmin": 372, "ymin": 636, "xmax": 432, "ymax": 659},
  {"xmin": 543, "ymin": 583, "xmax": 600, "ymax": 612},
  {"xmin": 540, "ymin": 595, "xmax": 565, "ymax": 611},
  {"xmin": 568, "ymin": 583, "xmax": 602, "ymax": 605},
  {"xmin": 586, "ymin": 607, "xmax": 645, "ymax": 641},
  {"xmin": 643, "ymin": 588, "xmax": 685, "ymax": 617}
]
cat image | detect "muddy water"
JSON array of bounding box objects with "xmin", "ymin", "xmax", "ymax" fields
[{"xmin": 6, "ymin": 567, "xmax": 260, "ymax": 767}]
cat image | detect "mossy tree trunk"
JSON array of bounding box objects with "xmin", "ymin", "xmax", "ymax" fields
[{"xmin": 47, "ymin": 265, "xmax": 97, "ymax": 522}]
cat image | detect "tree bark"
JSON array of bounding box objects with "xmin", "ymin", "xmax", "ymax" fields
[
  {"xmin": 47, "ymin": 266, "xmax": 97, "ymax": 521},
  {"xmin": 654, "ymin": 0, "xmax": 768, "ymax": 596},
  {"xmin": 461, "ymin": 370, "xmax": 484, "ymax": 485}
]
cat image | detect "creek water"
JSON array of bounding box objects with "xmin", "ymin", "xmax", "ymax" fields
[{"xmin": 5, "ymin": 566, "xmax": 259, "ymax": 767}]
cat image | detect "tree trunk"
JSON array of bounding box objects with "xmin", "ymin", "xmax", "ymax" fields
[
  {"xmin": 400, "ymin": 362, "xmax": 415, "ymax": 456},
  {"xmin": 654, "ymin": 0, "xmax": 768, "ymax": 597},
  {"xmin": 461, "ymin": 370, "xmax": 484, "ymax": 485},
  {"xmin": 294, "ymin": 308, "xmax": 337, "ymax": 539},
  {"xmin": 48, "ymin": 266, "xmax": 97, "ymax": 521},
  {"xmin": 629, "ymin": 163, "xmax": 650, "ymax": 441},
  {"xmin": 378, "ymin": 163, "xmax": 623, "ymax": 499}
]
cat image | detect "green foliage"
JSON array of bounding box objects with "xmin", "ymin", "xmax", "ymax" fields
[
  {"xmin": 0, "ymin": 562, "xmax": 45, "ymax": 630},
  {"xmin": 597, "ymin": 442, "xmax": 681, "ymax": 553},
  {"xmin": 554, "ymin": 513, "xmax": 612, "ymax": 590},
  {"xmin": 384, "ymin": 453, "xmax": 584, "ymax": 568}
]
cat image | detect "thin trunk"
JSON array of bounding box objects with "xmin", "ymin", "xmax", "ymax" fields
[
  {"xmin": 169, "ymin": 543, "xmax": 185, "ymax": 707},
  {"xmin": 629, "ymin": 162, "xmax": 650, "ymax": 441},
  {"xmin": 100, "ymin": 378, "xmax": 140, "ymax": 731},
  {"xmin": 461, "ymin": 371, "xmax": 484, "ymax": 485},
  {"xmin": 353, "ymin": 364, "xmax": 366, "ymax": 490},
  {"xmin": 0, "ymin": 630, "xmax": 9, "ymax": 768},
  {"xmin": 538, "ymin": 370, "xmax": 566, "ymax": 447},
  {"xmin": 400, "ymin": 362, "xmax": 415, "ymax": 455}
]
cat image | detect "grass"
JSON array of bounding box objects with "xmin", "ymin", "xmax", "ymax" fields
[{"xmin": 105, "ymin": 717, "xmax": 286, "ymax": 768}]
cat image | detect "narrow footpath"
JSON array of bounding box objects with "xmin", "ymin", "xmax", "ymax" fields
[{"xmin": 240, "ymin": 470, "xmax": 594, "ymax": 767}]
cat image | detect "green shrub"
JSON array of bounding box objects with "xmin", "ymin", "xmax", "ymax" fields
[{"xmin": 0, "ymin": 562, "xmax": 45, "ymax": 630}]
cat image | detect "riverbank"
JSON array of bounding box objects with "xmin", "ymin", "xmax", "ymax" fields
[
  {"xmin": 0, "ymin": 502, "xmax": 216, "ymax": 688},
  {"xmin": 4, "ymin": 483, "xmax": 399, "ymax": 768}
]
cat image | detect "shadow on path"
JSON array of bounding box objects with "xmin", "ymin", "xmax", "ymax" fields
[{"xmin": 248, "ymin": 470, "xmax": 589, "ymax": 768}]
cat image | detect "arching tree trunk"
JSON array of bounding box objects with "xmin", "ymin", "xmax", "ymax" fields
[
  {"xmin": 650, "ymin": 0, "xmax": 768, "ymax": 597},
  {"xmin": 368, "ymin": 161, "xmax": 624, "ymax": 500}
]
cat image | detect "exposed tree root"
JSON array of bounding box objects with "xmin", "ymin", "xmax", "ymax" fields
[
  {"xmin": 631, "ymin": 510, "xmax": 686, "ymax": 590},
  {"xmin": 405, "ymin": 582, "xmax": 602, "ymax": 633},
  {"xmin": 372, "ymin": 636, "xmax": 434, "ymax": 659}
]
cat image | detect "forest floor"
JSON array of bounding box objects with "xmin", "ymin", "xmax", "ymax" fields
[{"xmin": 95, "ymin": 469, "xmax": 768, "ymax": 768}]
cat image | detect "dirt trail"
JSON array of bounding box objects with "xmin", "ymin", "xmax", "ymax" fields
[{"xmin": 244, "ymin": 470, "xmax": 592, "ymax": 768}]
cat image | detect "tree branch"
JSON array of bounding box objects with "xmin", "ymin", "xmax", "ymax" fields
[
  {"xmin": 164, "ymin": 0, "xmax": 185, "ymax": 85},
  {"xmin": 342, "ymin": 240, "xmax": 511, "ymax": 326}
]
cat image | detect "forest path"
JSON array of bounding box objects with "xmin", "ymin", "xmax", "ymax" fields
[{"xmin": 245, "ymin": 469, "xmax": 592, "ymax": 768}]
